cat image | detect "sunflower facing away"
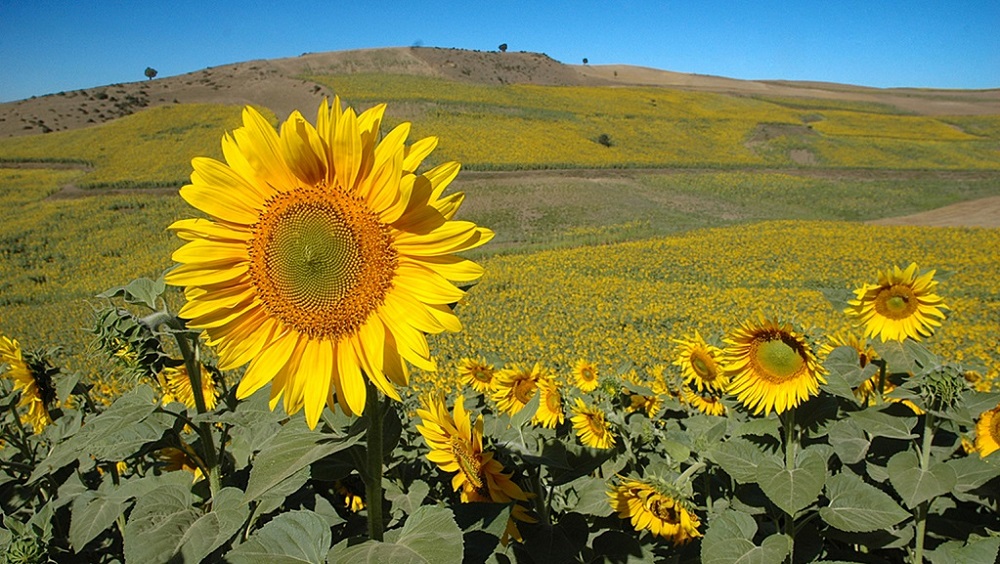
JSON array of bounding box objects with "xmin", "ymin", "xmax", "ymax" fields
[
  {"xmin": 975, "ymin": 405, "xmax": 1000, "ymax": 458},
  {"xmin": 673, "ymin": 331, "xmax": 728, "ymax": 393},
  {"xmin": 0, "ymin": 335, "xmax": 55, "ymax": 433},
  {"xmin": 532, "ymin": 379, "xmax": 565, "ymax": 429},
  {"xmin": 723, "ymin": 315, "xmax": 826, "ymax": 416},
  {"xmin": 416, "ymin": 393, "xmax": 528, "ymax": 504},
  {"xmin": 608, "ymin": 477, "xmax": 702, "ymax": 546},
  {"xmin": 845, "ymin": 263, "xmax": 948, "ymax": 343},
  {"xmin": 572, "ymin": 360, "xmax": 600, "ymax": 393},
  {"xmin": 157, "ymin": 364, "xmax": 219, "ymax": 410},
  {"xmin": 458, "ymin": 357, "xmax": 496, "ymax": 394},
  {"xmin": 492, "ymin": 363, "xmax": 546, "ymax": 416},
  {"xmin": 683, "ymin": 385, "xmax": 727, "ymax": 416},
  {"xmin": 570, "ymin": 398, "xmax": 616, "ymax": 449},
  {"xmin": 165, "ymin": 99, "xmax": 492, "ymax": 428}
]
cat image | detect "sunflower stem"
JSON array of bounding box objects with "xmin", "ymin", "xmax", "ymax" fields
[
  {"xmin": 165, "ymin": 316, "xmax": 221, "ymax": 500},
  {"xmin": 364, "ymin": 384, "xmax": 385, "ymax": 542},
  {"xmin": 913, "ymin": 412, "xmax": 936, "ymax": 564},
  {"xmin": 782, "ymin": 407, "xmax": 798, "ymax": 563}
]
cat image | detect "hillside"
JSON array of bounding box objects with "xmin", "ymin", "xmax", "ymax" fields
[{"xmin": 3, "ymin": 46, "xmax": 999, "ymax": 139}]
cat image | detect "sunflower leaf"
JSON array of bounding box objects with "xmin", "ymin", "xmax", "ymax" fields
[
  {"xmin": 701, "ymin": 509, "xmax": 790, "ymax": 564},
  {"xmin": 946, "ymin": 456, "xmax": 1000, "ymax": 492},
  {"xmin": 887, "ymin": 450, "xmax": 957, "ymax": 509},
  {"xmin": 827, "ymin": 418, "xmax": 870, "ymax": 465},
  {"xmin": 847, "ymin": 408, "xmax": 917, "ymax": 440},
  {"xmin": 819, "ymin": 471, "xmax": 910, "ymax": 533},
  {"xmin": 229, "ymin": 510, "xmax": 331, "ymax": 564},
  {"xmin": 756, "ymin": 447, "xmax": 826, "ymax": 516},
  {"xmin": 926, "ymin": 535, "xmax": 1000, "ymax": 564},
  {"xmin": 334, "ymin": 505, "xmax": 462, "ymax": 564},
  {"xmin": 708, "ymin": 437, "xmax": 774, "ymax": 485}
]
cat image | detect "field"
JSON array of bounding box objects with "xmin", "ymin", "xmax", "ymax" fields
[{"xmin": 2, "ymin": 52, "xmax": 1000, "ymax": 563}]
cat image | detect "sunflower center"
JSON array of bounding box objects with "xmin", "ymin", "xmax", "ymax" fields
[
  {"xmin": 248, "ymin": 187, "xmax": 397, "ymax": 339},
  {"xmin": 990, "ymin": 414, "xmax": 1000, "ymax": 444},
  {"xmin": 648, "ymin": 497, "xmax": 680, "ymax": 524},
  {"xmin": 513, "ymin": 377, "xmax": 538, "ymax": 404},
  {"xmin": 690, "ymin": 350, "xmax": 718, "ymax": 381},
  {"xmin": 754, "ymin": 338, "xmax": 805, "ymax": 382},
  {"xmin": 580, "ymin": 367, "xmax": 596, "ymax": 382},
  {"xmin": 545, "ymin": 389, "xmax": 562, "ymax": 412},
  {"xmin": 450, "ymin": 437, "xmax": 485, "ymax": 491},
  {"xmin": 472, "ymin": 367, "xmax": 493, "ymax": 384},
  {"xmin": 874, "ymin": 284, "xmax": 918, "ymax": 320}
]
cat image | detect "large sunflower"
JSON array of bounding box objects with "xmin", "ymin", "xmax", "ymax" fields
[
  {"xmin": 723, "ymin": 316, "xmax": 826, "ymax": 416},
  {"xmin": 0, "ymin": 335, "xmax": 54, "ymax": 433},
  {"xmin": 570, "ymin": 398, "xmax": 616, "ymax": 449},
  {"xmin": 845, "ymin": 263, "xmax": 948, "ymax": 342},
  {"xmin": 975, "ymin": 405, "xmax": 1000, "ymax": 458},
  {"xmin": 673, "ymin": 331, "xmax": 728, "ymax": 393},
  {"xmin": 165, "ymin": 99, "xmax": 492, "ymax": 428},
  {"xmin": 416, "ymin": 394, "xmax": 528, "ymax": 503},
  {"xmin": 608, "ymin": 477, "xmax": 702, "ymax": 545}
]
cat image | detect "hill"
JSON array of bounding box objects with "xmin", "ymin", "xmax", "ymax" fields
[{"xmin": 3, "ymin": 46, "xmax": 999, "ymax": 139}]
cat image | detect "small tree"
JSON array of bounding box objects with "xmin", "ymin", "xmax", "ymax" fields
[
  {"xmin": 144, "ymin": 67, "xmax": 158, "ymax": 80},
  {"xmin": 498, "ymin": 43, "xmax": 507, "ymax": 53},
  {"xmin": 582, "ymin": 58, "xmax": 588, "ymax": 65},
  {"xmin": 596, "ymin": 133, "xmax": 613, "ymax": 147}
]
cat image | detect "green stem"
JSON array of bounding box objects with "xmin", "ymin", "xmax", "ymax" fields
[
  {"xmin": 782, "ymin": 407, "xmax": 798, "ymax": 563},
  {"xmin": 913, "ymin": 412, "xmax": 936, "ymax": 564},
  {"xmin": 364, "ymin": 384, "xmax": 385, "ymax": 542}
]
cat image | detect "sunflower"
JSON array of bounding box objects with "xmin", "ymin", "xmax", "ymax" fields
[
  {"xmin": 608, "ymin": 477, "xmax": 701, "ymax": 545},
  {"xmin": 157, "ymin": 364, "xmax": 219, "ymax": 410},
  {"xmin": 845, "ymin": 263, "xmax": 948, "ymax": 343},
  {"xmin": 334, "ymin": 477, "xmax": 366, "ymax": 513},
  {"xmin": 974, "ymin": 405, "xmax": 1000, "ymax": 458},
  {"xmin": 723, "ymin": 315, "xmax": 826, "ymax": 416},
  {"xmin": 626, "ymin": 392, "xmax": 662, "ymax": 418},
  {"xmin": 852, "ymin": 374, "xmax": 924, "ymax": 414},
  {"xmin": 572, "ymin": 360, "xmax": 599, "ymax": 392},
  {"xmin": 570, "ymin": 398, "xmax": 616, "ymax": 449},
  {"xmin": 416, "ymin": 394, "xmax": 528, "ymax": 503},
  {"xmin": 532, "ymin": 379, "xmax": 564, "ymax": 429},
  {"xmin": 164, "ymin": 99, "xmax": 492, "ymax": 428},
  {"xmin": 683, "ymin": 385, "xmax": 726, "ymax": 416},
  {"xmin": 458, "ymin": 357, "xmax": 496, "ymax": 394},
  {"xmin": 673, "ymin": 331, "xmax": 728, "ymax": 393},
  {"xmin": 155, "ymin": 444, "xmax": 206, "ymax": 482},
  {"xmin": 0, "ymin": 335, "xmax": 54, "ymax": 433},
  {"xmin": 492, "ymin": 363, "xmax": 545, "ymax": 416}
]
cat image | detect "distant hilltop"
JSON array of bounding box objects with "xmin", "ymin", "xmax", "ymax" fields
[{"xmin": 3, "ymin": 46, "xmax": 999, "ymax": 138}]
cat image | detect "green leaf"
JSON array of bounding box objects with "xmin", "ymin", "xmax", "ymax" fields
[
  {"xmin": 510, "ymin": 391, "xmax": 540, "ymax": 429},
  {"xmin": 123, "ymin": 483, "xmax": 198, "ymax": 564},
  {"xmin": 708, "ymin": 438, "xmax": 775, "ymax": 484},
  {"xmin": 927, "ymin": 534, "xmax": 1000, "ymax": 564},
  {"xmin": 243, "ymin": 419, "xmax": 362, "ymax": 503},
  {"xmin": 571, "ymin": 477, "xmax": 615, "ymax": 517},
  {"xmin": 946, "ymin": 456, "xmax": 1000, "ymax": 492},
  {"xmin": 55, "ymin": 371, "xmax": 81, "ymax": 406},
  {"xmin": 592, "ymin": 530, "xmax": 651, "ymax": 563},
  {"xmin": 848, "ymin": 408, "xmax": 917, "ymax": 440},
  {"xmin": 701, "ymin": 510, "xmax": 791, "ymax": 564},
  {"xmin": 756, "ymin": 447, "xmax": 826, "ymax": 516},
  {"xmin": 823, "ymin": 346, "xmax": 877, "ymax": 398},
  {"xmin": 177, "ymin": 487, "xmax": 250, "ymax": 563},
  {"xmin": 827, "ymin": 418, "xmax": 870, "ymax": 464},
  {"xmin": 334, "ymin": 505, "xmax": 463, "ymax": 564},
  {"xmin": 97, "ymin": 277, "xmax": 166, "ymax": 310},
  {"xmin": 819, "ymin": 472, "xmax": 910, "ymax": 533},
  {"xmin": 387, "ymin": 480, "xmax": 430, "ymax": 519},
  {"xmin": 70, "ymin": 491, "xmax": 131, "ymax": 552},
  {"xmin": 227, "ymin": 510, "xmax": 330, "ymax": 564},
  {"xmin": 873, "ymin": 340, "xmax": 937, "ymax": 374},
  {"xmin": 31, "ymin": 386, "xmax": 168, "ymax": 482},
  {"xmin": 887, "ymin": 450, "xmax": 957, "ymax": 509}
]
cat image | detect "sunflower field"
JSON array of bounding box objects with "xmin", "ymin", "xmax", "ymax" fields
[{"xmin": 2, "ymin": 77, "xmax": 1000, "ymax": 563}]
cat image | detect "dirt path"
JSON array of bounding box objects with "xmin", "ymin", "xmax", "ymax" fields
[{"xmin": 868, "ymin": 196, "xmax": 1000, "ymax": 228}]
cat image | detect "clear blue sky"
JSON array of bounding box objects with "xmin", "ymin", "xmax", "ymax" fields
[{"xmin": 1, "ymin": 0, "xmax": 998, "ymax": 103}]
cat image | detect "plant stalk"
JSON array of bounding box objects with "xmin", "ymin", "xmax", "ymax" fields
[
  {"xmin": 913, "ymin": 412, "xmax": 936, "ymax": 564},
  {"xmin": 782, "ymin": 407, "xmax": 798, "ymax": 563},
  {"xmin": 364, "ymin": 384, "xmax": 385, "ymax": 542}
]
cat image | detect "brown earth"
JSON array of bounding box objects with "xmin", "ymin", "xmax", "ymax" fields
[{"xmin": 3, "ymin": 47, "xmax": 999, "ymax": 139}]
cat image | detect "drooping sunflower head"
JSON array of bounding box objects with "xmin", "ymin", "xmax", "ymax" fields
[
  {"xmin": 157, "ymin": 364, "xmax": 218, "ymax": 410},
  {"xmin": 531, "ymin": 379, "xmax": 565, "ymax": 429},
  {"xmin": 492, "ymin": 363, "xmax": 545, "ymax": 416},
  {"xmin": 165, "ymin": 99, "xmax": 492, "ymax": 428},
  {"xmin": 570, "ymin": 398, "xmax": 616, "ymax": 449},
  {"xmin": 975, "ymin": 405, "xmax": 1000, "ymax": 458},
  {"xmin": 673, "ymin": 330, "xmax": 727, "ymax": 393},
  {"xmin": 572, "ymin": 360, "xmax": 600, "ymax": 393},
  {"xmin": 723, "ymin": 315, "xmax": 827, "ymax": 416},
  {"xmin": 683, "ymin": 385, "xmax": 727, "ymax": 416},
  {"xmin": 0, "ymin": 335, "xmax": 56, "ymax": 433},
  {"xmin": 416, "ymin": 394, "xmax": 528, "ymax": 504},
  {"xmin": 845, "ymin": 263, "xmax": 949, "ymax": 343},
  {"xmin": 458, "ymin": 357, "xmax": 496, "ymax": 395},
  {"xmin": 155, "ymin": 444, "xmax": 205, "ymax": 483},
  {"xmin": 607, "ymin": 476, "xmax": 702, "ymax": 545}
]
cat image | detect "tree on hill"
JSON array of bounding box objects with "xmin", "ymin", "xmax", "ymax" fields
[
  {"xmin": 583, "ymin": 58, "xmax": 588, "ymax": 64},
  {"xmin": 498, "ymin": 43, "xmax": 507, "ymax": 53},
  {"xmin": 144, "ymin": 67, "xmax": 158, "ymax": 80}
]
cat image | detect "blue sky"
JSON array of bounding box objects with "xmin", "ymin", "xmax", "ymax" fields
[{"xmin": 1, "ymin": 0, "xmax": 998, "ymax": 103}]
